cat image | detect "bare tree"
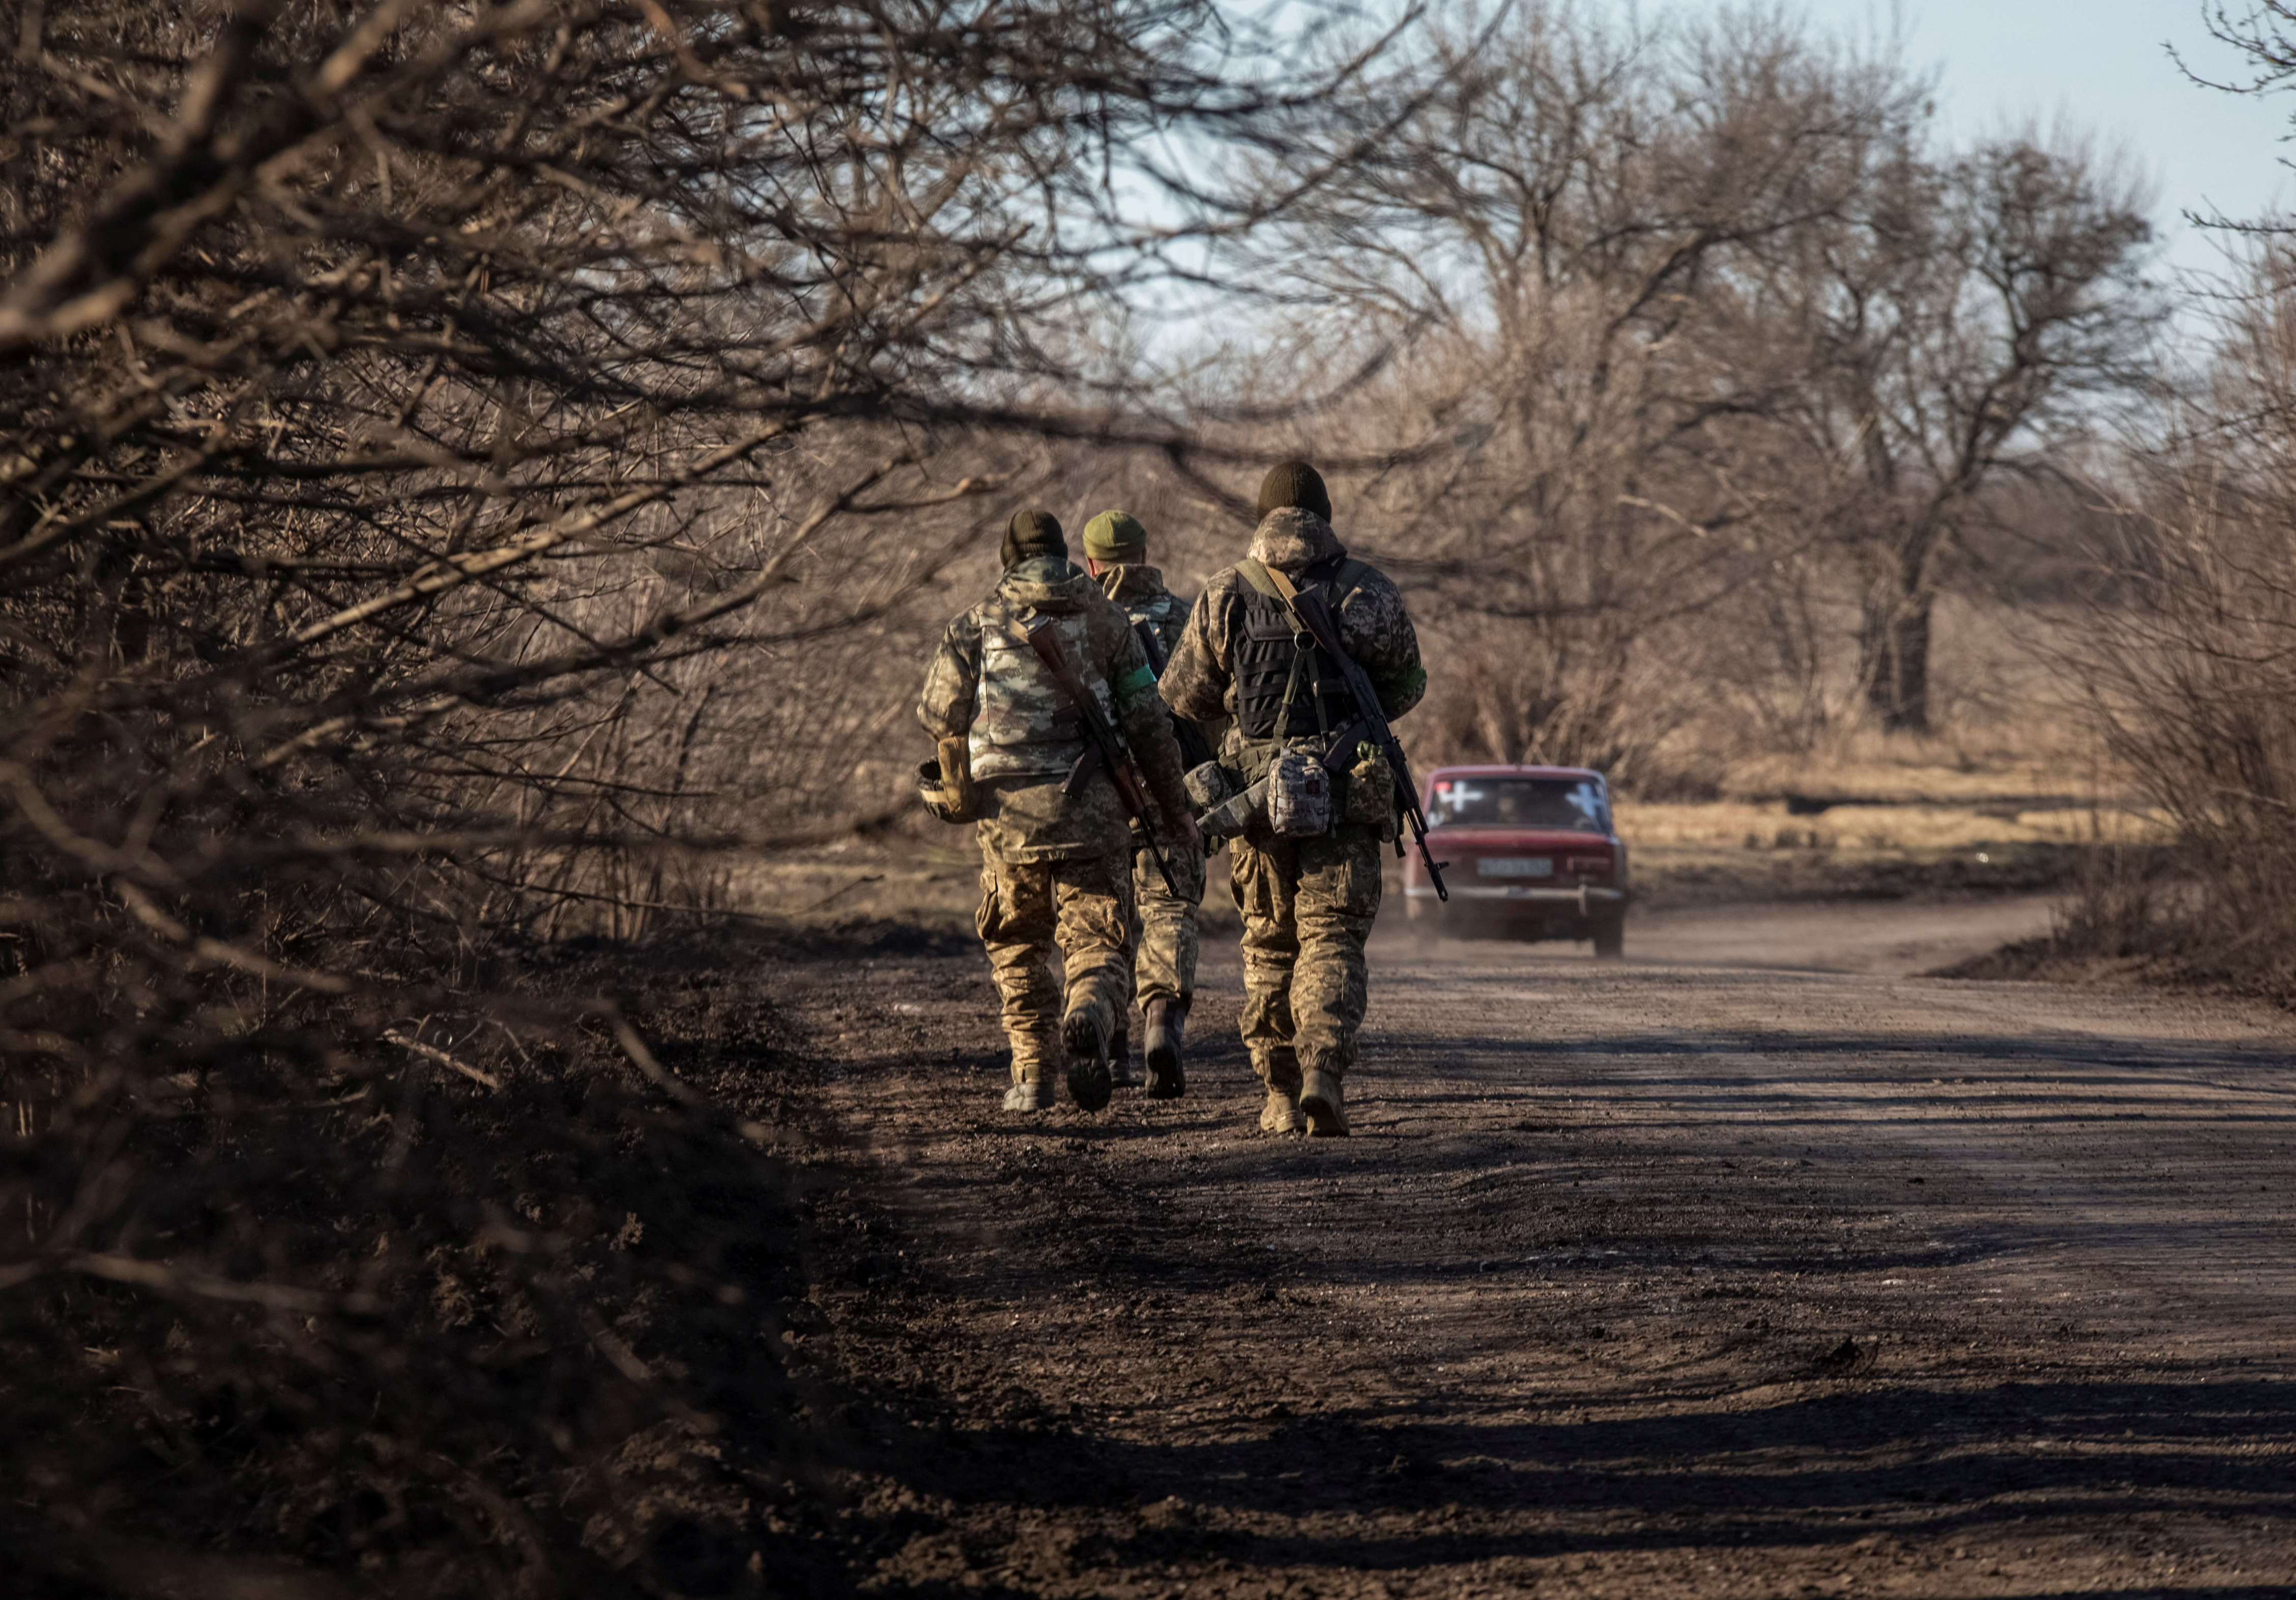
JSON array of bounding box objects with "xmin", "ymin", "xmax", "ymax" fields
[
  {"xmin": 0, "ymin": 1, "xmax": 1397, "ymax": 1582},
  {"xmin": 1240, "ymin": 4, "xmax": 1928, "ymax": 779},
  {"xmin": 2047, "ymin": 218, "xmax": 2296, "ymax": 990},
  {"xmin": 1813, "ymin": 136, "xmax": 2159, "ymax": 731},
  {"xmin": 1992, "ymin": 4, "xmax": 2296, "ymax": 991},
  {"xmin": 1231, "ymin": 5, "xmax": 2158, "ymax": 766}
]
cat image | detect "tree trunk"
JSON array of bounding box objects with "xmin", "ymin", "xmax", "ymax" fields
[{"xmin": 1859, "ymin": 589, "xmax": 1932, "ymax": 733}]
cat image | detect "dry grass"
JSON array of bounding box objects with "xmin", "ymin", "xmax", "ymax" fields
[
  {"xmin": 1618, "ymin": 800, "xmax": 2169, "ymax": 855},
  {"xmin": 729, "ymin": 842, "xmax": 983, "ymax": 928},
  {"xmin": 1661, "ymin": 596, "xmax": 2108, "ymax": 801}
]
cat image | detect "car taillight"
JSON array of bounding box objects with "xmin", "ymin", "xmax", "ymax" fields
[{"xmin": 1566, "ymin": 855, "xmax": 1612, "ymax": 879}]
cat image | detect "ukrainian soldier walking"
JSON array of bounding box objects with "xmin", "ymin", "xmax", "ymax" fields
[
  {"xmin": 917, "ymin": 509, "xmax": 1200, "ymax": 1112},
  {"xmin": 1081, "ymin": 509, "xmax": 1213, "ymax": 1098},
  {"xmin": 1158, "ymin": 464, "xmax": 1426, "ymax": 1136}
]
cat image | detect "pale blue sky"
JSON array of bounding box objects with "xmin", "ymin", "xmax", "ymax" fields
[{"xmin": 1675, "ymin": 0, "xmax": 2294, "ymax": 282}]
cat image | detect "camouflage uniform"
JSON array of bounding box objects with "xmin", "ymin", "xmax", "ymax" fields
[
  {"xmin": 918, "ymin": 555, "xmax": 1191, "ymax": 1096},
  {"xmin": 1097, "ymin": 563, "xmax": 1206, "ymax": 1020},
  {"xmin": 1160, "ymin": 506, "xmax": 1426, "ymax": 1127}
]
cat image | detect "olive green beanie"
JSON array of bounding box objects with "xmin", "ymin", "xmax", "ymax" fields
[
  {"xmin": 1081, "ymin": 508, "xmax": 1147, "ymax": 563},
  {"xmin": 999, "ymin": 507, "xmax": 1066, "ymax": 568},
  {"xmin": 1257, "ymin": 460, "xmax": 1331, "ymax": 523}
]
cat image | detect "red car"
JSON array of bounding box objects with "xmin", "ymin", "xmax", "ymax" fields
[{"xmin": 1403, "ymin": 764, "xmax": 1630, "ymax": 956}]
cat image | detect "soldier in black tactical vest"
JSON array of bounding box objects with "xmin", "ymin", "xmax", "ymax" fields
[
  {"xmin": 917, "ymin": 509, "xmax": 1197, "ymax": 1112},
  {"xmin": 1158, "ymin": 464, "xmax": 1427, "ymax": 1136}
]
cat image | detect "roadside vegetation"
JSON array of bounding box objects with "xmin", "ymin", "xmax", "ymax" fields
[{"xmin": 4, "ymin": 0, "xmax": 2296, "ymax": 1591}]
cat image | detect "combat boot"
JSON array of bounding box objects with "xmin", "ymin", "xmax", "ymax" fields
[
  {"xmin": 1003, "ymin": 1075, "xmax": 1054, "ymax": 1112},
  {"xmin": 1299, "ymin": 1069, "xmax": 1348, "ymax": 1137},
  {"xmin": 1259, "ymin": 1085, "xmax": 1303, "ymax": 1134},
  {"xmin": 1061, "ymin": 1011, "xmax": 1114, "ymax": 1112},
  {"xmin": 1143, "ymin": 999, "xmax": 1186, "ymax": 1099},
  {"xmin": 1108, "ymin": 1020, "xmax": 1142, "ymax": 1089}
]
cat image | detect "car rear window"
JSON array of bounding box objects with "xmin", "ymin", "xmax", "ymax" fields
[{"xmin": 1428, "ymin": 776, "xmax": 1610, "ymax": 833}]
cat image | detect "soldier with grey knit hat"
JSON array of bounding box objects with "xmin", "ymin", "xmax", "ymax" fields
[
  {"xmin": 918, "ymin": 508, "xmax": 1197, "ymax": 1113},
  {"xmin": 1080, "ymin": 507, "xmax": 1212, "ymax": 1098},
  {"xmin": 1159, "ymin": 464, "xmax": 1426, "ymax": 1136}
]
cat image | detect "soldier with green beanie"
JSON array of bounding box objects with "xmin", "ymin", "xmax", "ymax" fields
[
  {"xmin": 1080, "ymin": 507, "xmax": 1212, "ymax": 1098},
  {"xmin": 918, "ymin": 508, "xmax": 1198, "ymax": 1112},
  {"xmin": 1158, "ymin": 463, "xmax": 1427, "ymax": 1136}
]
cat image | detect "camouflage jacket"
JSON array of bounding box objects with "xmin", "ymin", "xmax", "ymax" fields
[
  {"xmin": 1097, "ymin": 563, "xmax": 1190, "ymax": 658},
  {"xmin": 918, "ymin": 556, "xmax": 1191, "ymax": 863},
  {"xmin": 1159, "ymin": 508, "xmax": 1426, "ymax": 748},
  {"xmin": 1098, "ymin": 562, "xmax": 1224, "ymax": 838}
]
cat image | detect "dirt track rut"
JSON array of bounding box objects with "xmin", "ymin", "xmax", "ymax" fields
[{"xmin": 770, "ymin": 912, "xmax": 2296, "ymax": 1597}]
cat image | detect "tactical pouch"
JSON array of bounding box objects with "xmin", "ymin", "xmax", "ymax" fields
[
  {"xmin": 1267, "ymin": 746, "xmax": 1331, "ymax": 838},
  {"xmin": 1183, "ymin": 760, "xmax": 1232, "ymax": 814},
  {"xmin": 1198, "ymin": 777, "xmax": 1270, "ymax": 841},
  {"xmin": 1226, "ymin": 738, "xmax": 1278, "ymax": 790},
  {"xmin": 1343, "ymin": 740, "xmax": 1392, "ymax": 827},
  {"xmin": 1198, "ymin": 739, "xmax": 1287, "ymax": 844}
]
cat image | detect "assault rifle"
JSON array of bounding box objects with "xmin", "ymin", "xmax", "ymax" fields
[
  {"xmin": 1024, "ymin": 620, "xmax": 1182, "ymax": 897},
  {"xmin": 1259, "ymin": 568, "xmax": 1449, "ymax": 902},
  {"xmin": 1130, "ymin": 620, "xmax": 1217, "ymax": 772}
]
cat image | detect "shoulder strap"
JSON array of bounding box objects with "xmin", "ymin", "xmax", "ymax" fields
[
  {"xmin": 1243, "ymin": 557, "xmax": 1337, "ymax": 737},
  {"xmin": 1242, "ymin": 555, "xmax": 1363, "ymax": 607},
  {"xmin": 1236, "ymin": 557, "xmax": 1290, "ymax": 604}
]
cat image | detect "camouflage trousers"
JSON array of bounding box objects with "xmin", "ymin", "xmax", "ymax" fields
[
  {"xmin": 975, "ymin": 848, "xmax": 1136, "ymax": 1084},
  {"xmin": 1228, "ymin": 824, "xmax": 1384, "ymax": 1092},
  {"xmin": 1125, "ymin": 838, "xmax": 1205, "ymax": 1018}
]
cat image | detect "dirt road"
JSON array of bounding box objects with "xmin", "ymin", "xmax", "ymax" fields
[
  {"xmin": 1614, "ymin": 893, "xmax": 2062, "ymax": 977},
  {"xmin": 760, "ymin": 900, "xmax": 2296, "ymax": 1597}
]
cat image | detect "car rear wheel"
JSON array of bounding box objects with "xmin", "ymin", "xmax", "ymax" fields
[{"xmin": 1591, "ymin": 909, "xmax": 1624, "ymax": 959}]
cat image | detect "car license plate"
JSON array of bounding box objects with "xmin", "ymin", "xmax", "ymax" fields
[{"xmin": 1477, "ymin": 857, "xmax": 1553, "ymax": 878}]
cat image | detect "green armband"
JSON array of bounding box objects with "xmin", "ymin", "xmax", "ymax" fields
[{"xmin": 1113, "ymin": 663, "xmax": 1157, "ymax": 700}]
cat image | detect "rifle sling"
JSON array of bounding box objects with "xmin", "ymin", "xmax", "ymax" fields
[
  {"xmin": 1238, "ymin": 557, "xmax": 1366, "ymax": 757},
  {"xmin": 1131, "ymin": 618, "xmax": 1166, "ymax": 673},
  {"xmin": 1019, "ymin": 619, "xmax": 1155, "ymax": 824},
  {"xmin": 1236, "ymin": 556, "xmax": 1294, "ymax": 605},
  {"xmin": 1239, "ymin": 565, "xmax": 1440, "ymax": 884},
  {"xmin": 1013, "ymin": 618, "xmax": 1110, "ymax": 719},
  {"xmin": 1237, "ymin": 555, "xmax": 1368, "ymax": 606},
  {"xmin": 1240, "ymin": 558, "xmax": 1317, "ymax": 738}
]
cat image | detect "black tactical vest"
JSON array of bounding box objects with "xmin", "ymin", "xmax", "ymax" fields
[{"xmin": 1233, "ymin": 556, "xmax": 1364, "ymax": 741}]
